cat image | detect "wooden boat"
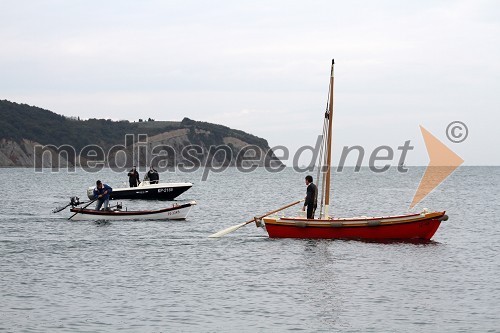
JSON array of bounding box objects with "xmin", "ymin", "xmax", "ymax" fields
[
  {"xmin": 261, "ymin": 60, "xmax": 448, "ymax": 241},
  {"xmin": 263, "ymin": 211, "xmax": 448, "ymax": 240},
  {"xmin": 86, "ymin": 181, "xmax": 192, "ymax": 201},
  {"xmin": 69, "ymin": 201, "xmax": 196, "ymax": 221}
]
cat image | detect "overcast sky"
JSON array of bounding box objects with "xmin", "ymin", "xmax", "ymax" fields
[{"xmin": 1, "ymin": 0, "xmax": 499, "ymax": 165}]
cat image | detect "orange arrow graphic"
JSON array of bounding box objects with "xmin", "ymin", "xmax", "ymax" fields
[{"xmin": 410, "ymin": 126, "xmax": 464, "ymax": 209}]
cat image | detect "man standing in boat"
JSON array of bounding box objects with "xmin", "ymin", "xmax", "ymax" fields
[
  {"xmin": 93, "ymin": 180, "xmax": 112, "ymax": 211},
  {"xmin": 302, "ymin": 175, "xmax": 318, "ymax": 219},
  {"xmin": 128, "ymin": 166, "xmax": 140, "ymax": 187},
  {"xmin": 146, "ymin": 166, "xmax": 159, "ymax": 184}
]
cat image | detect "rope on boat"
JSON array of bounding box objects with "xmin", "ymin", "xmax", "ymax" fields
[{"xmin": 316, "ymin": 77, "xmax": 333, "ymax": 219}]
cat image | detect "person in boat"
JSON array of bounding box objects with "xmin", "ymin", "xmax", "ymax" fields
[
  {"xmin": 93, "ymin": 180, "xmax": 112, "ymax": 211},
  {"xmin": 127, "ymin": 166, "xmax": 140, "ymax": 187},
  {"xmin": 146, "ymin": 166, "xmax": 159, "ymax": 184},
  {"xmin": 302, "ymin": 175, "xmax": 318, "ymax": 219}
]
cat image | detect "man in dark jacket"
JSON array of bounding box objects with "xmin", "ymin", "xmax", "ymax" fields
[
  {"xmin": 302, "ymin": 175, "xmax": 318, "ymax": 219},
  {"xmin": 93, "ymin": 180, "xmax": 113, "ymax": 211},
  {"xmin": 147, "ymin": 166, "xmax": 159, "ymax": 184},
  {"xmin": 128, "ymin": 166, "xmax": 140, "ymax": 187}
]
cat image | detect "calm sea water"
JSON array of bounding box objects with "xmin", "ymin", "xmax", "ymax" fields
[{"xmin": 0, "ymin": 166, "xmax": 498, "ymax": 332}]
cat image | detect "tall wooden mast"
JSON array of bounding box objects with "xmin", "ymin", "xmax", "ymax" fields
[{"xmin": 324, "ymin": 59, "xmax": 334, "ymax": 218}]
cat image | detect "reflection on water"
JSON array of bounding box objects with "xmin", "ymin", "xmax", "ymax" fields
[{"xmin": 0, "ymin": 167, "xmax": 499, "ymax": 332}]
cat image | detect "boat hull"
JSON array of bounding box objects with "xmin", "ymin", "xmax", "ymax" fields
[
  {"xmin": 87, "ymin": 182, "xmax": 192, "ymax": 201},
  {"xmin": 263, "ymin": 211, "xmax": 446, "ymax": 241},
  {"xmin": 69, "ymin": 201, "xmax": 196, "ymax": 221}
]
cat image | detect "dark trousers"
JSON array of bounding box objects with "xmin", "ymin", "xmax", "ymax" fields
[
  {"xmin": 306, "ymin": 205, "xmax": 317, "ymax": 219},
  {"xmin": 129, "ymin": 181, "xmax": 137, "ymax": 188}
]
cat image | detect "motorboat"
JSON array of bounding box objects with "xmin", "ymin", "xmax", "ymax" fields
[{"xmin": 86, "ymin": 181, "xmax": 192, "ymax": 200}]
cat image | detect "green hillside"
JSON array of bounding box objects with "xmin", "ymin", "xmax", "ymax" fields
[{"xmin": 0, "ymin": 100, "xmax": 269, "ymax": 150}]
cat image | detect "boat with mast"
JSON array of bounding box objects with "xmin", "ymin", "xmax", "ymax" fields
[{"xmin": 260, "ymin": 59, "xmax": 448, "ymax": 240}]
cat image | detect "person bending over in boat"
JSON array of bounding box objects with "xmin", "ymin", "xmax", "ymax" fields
[
  {"xmin": 94, "ymin": 180, "xmax": 113, "ymax": 211},
  {"xmin": 127, "ymin": 166, "xmax": 140, "ymax": 187},
  {"xmin": 147, "ymin": 166, "xmax": 159, "ymax": 184},
  {"xmin": 302, "ymin": 175, "xmax": 318, "ymax": 219}
]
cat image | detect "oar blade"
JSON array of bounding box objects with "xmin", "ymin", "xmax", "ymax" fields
[
  {"xmin": 52, "ymin": 203, "xmax": 72, "ymax": 213},
  {"xmin": 208, "ymin": 222, "xmax": 249, "ymax": 238},
  {"xmin": 52, "ymin": 206, "xmax": 67, "ymax": 213},
  {"xmin": 208, "ymin": 200, "xmax": 303, "ymax": 238}
]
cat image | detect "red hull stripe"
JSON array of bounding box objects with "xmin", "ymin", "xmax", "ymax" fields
[{"xmin": 69, "ymin": 203, "xmax": 192, "ymax": 216}]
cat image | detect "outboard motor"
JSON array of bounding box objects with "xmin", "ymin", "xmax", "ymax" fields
[{"xmin": 70, "ymin": 196, "xmax": 81, "ymax": 207}]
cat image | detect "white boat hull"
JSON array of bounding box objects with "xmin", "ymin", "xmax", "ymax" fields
[
  {"xmin": 69, "ymin": 201, "xmax": 196, "ymax": 221},
  {"xmin": 86, "ymin": 182, "xmax": 193, "ymax": 200}
]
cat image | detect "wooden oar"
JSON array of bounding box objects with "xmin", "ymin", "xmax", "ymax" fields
[
  {"xmin": 52, "ymin": 202, "xmax": 73, "ymax": 213},
  {"xmin": 208, "ymin": 200, "xmax": 303, "ymax": 238},
  {"xmin": 68, "ymin": 198, "xmax": 97, "ymax": 220},
  {"xmin": 53, "ymin": 196, "xmax": 88, "ymax": 213}
]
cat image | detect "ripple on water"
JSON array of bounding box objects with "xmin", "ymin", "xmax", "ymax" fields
[{"xmin": 0, "ymin": 167, "xmax": 499, "ymax": 332}]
